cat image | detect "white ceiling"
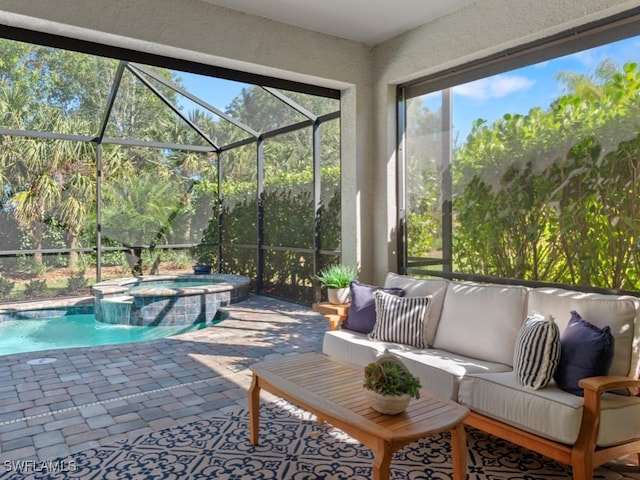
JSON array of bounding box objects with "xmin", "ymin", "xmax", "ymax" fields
[{"xmin": 201, "ymin": 0, "xmax": 475, "ymax": 46}]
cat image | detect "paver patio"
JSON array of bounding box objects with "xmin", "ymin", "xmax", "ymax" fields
[{"xmin": 0, "ymin": 295, "xmax": 326, "ymax": 463}]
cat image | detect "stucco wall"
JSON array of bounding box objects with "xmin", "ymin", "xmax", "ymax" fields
[{"xmin": 370, "ymin": 0, "xmax": 640, "ymax": 284}]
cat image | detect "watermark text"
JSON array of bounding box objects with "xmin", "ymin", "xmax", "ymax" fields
[{"xmin": 4, "ymin": 460, "xmax": 77, "ymax": 473}]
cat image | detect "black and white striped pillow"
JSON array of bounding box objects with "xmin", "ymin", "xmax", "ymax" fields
[
  {"xmin": 514, "ymin": 314, "xmax": 560, "ymax": 390},
  {"xmin": 369, "ymin": 290, "xmax": 429, "ymax": 348}
]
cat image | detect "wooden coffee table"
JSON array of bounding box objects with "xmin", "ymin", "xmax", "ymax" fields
[{"xmin": 249, "ymin": 352, "xmax": 469, "ymax": 480}]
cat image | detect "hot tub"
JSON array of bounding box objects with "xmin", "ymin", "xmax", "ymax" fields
[{"xmin": 92, "ymin": 274, "xmax": 250, "ymax": 326}]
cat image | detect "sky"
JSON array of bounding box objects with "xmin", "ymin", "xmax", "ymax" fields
[
  {"xmin": 173, "ymin": 71, "xmax": 249, "ymax": 113},
  {"xmin": 422, "ymin": 35, "xmax": 640, "ymax": 143}
]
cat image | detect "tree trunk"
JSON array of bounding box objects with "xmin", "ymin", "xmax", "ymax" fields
[
  {"xmin": 68, "ymin": 233, "xmax": 79, "ymax": 269},
  {"xmin": 31, "ymin": 221, "xmax": 44, "ymax": 266}
]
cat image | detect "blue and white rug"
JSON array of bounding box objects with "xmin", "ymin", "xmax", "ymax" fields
[{"xmin": 4, "ymin": 403, "xmax": 638, "ymax": 479}]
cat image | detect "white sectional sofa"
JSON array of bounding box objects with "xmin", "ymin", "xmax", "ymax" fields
[{"xmin": 322, "ymin": 273, "xmax": 640, "ymax": 480}]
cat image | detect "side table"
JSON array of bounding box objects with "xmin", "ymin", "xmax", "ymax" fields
[{"xmin": 312, "ymin": 302, "xmax": 350, "ymax": 330}]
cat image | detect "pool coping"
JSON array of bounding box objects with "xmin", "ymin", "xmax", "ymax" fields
[
  {"xmin": 0, "ymin": 296, "xmax": 94, "ymax": 314},
  {"xmin": 92, "ymin": 274, "xmax": 250, "ymax": 297}
]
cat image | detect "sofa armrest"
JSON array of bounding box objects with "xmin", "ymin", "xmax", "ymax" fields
[
  {"xmin": 579, "ymin": 375, "xmax": 640, "ymax": 394},
  {"xmin": 574, "ymin": 376, "xmax": 640, "ymax": 455}
]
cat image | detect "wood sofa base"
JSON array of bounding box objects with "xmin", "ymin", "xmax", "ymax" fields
[{"xmin": 464, "ymin": 397, "xmax": 640, "ymax": 480}]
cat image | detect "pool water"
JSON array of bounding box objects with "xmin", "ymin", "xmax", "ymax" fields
[{"xmin": 0, "ymin": 313, "xmax": 216, "ymax": 356}]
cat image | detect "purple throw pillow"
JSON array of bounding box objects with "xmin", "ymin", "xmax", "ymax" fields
[
  {"xmin": 343, "ymin": 281, "xmax": 405, "ymax": 334},
  {"xmin": 553, "ymin": 310, "xmax": 614, "ymax": 396}
]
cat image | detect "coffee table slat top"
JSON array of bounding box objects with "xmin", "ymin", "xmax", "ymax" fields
[{"xmin": 250, "ymin": 353, "xmax": 468, "ymax": 444}]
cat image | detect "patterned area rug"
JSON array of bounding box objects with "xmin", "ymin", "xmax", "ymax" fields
[{"xmin": 4, "ymin": 403, "xmax": 638, "ymax": 479}]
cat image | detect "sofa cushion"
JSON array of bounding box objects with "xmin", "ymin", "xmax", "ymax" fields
[
  {"xmin": 369, "ymin": 290, "xmax": 429, "ymax": 348},
  {"xmin": 433, "ymin": 282, "xmax": 529, "ymax": 366},
  {"xmin": 459, "ymin": 371, "xmax": 640, "ymax": 447},
  {"xmin": 391, "ymin": 348, "xmax": 512, "ymax": 400},
  {"xmin": 554, "ymin": 310, "xmax": 614, "ymax": 396},
  {"xmin": 322, "ymin": 329, "xmax": 511, "ymax": 400},
  {"xmin": 323, "ymin": 329, "xmax": 397, "ymax": 367},
  {"xmin": 514, "ymin": 314, "xmax": 560, "ymax": 390},
  {"xmin": 343, "ymin": 281, "xmax": 405, "ymax": 334},
  {"xmin": 527, "ymin": 288, "xmax": 637, "ymax": 377},
  {"xmin": 383, "ymin": 273, "xmax": 448, "ymax": 347}
]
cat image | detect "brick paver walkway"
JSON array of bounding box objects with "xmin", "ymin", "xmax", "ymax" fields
[{"xmin": 0, "ymin": 295, "xmax": 327, "ymax": 463}]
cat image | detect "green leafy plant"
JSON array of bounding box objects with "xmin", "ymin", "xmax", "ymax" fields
[
  {"xmin": 24, "ymin": 279, "xmax": 47, "ymax": 296},
  {"xmin": 66, "ymin": 271, "xmax": 88, "ymax": 293},
  {"xmin": 363, "ymin": 358, "xmax": 422, "ymax": 399},
  {"xmin": 167, "ymin": 251, "xmax": 193, "ymax": 269},
  {"xmin": 315, "ymin": 264, "xmax": 357, "ymax": 288},
  {"xmin": 0, "ymin": 276, "xmax": 14, "ymax": 298}
]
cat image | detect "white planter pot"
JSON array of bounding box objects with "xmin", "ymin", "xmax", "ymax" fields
[
  {"xmin": 365, "ymin": 389, "xmax": 411, "ymax": 415},
  {"xmin": 327, "ymin": 287, "xmax": 350, "ymax": 305}
]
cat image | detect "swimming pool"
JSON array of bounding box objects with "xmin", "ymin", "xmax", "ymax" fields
[
  {"xmin": 0, "ymin": 274, "xmax": 250, "ymax": 356},
  {"xmin": 0, "ymin": 310, "xmax": 223, "ymax": 356}
]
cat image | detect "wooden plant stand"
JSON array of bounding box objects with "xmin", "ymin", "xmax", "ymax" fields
[{"xmin": 312, "ymin": 302, "xmax": 350, "ymax": 330}]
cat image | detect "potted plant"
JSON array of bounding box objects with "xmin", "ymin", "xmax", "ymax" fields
[
  {"xmin": 316, "ymin": 264, "xmax": 357, "ymax": 304},
  {"xmin": 363, "ymin": 354, "xmax": 422, "ymax": 415},
  {"xmin": 193, "ymin": 264, "xmax": 212, "ymax": 274},
  {"xmin": 191, "ymin": 245, "xmax": 216, "ymax": 275}
]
